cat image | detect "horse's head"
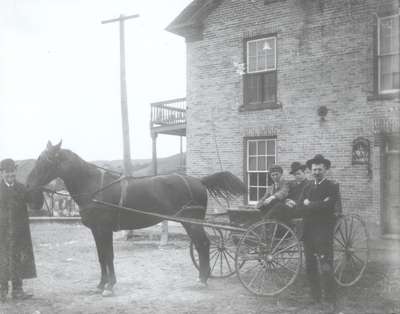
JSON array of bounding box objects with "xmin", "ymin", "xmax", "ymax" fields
[{"xmin": 26, "ymin": 140, "xmax": 63, "ymax": 209}]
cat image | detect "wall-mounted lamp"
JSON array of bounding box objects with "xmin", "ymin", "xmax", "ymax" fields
[{"xmin": 317, "ymin": 105, "xmax": 328, "ymax": 121}]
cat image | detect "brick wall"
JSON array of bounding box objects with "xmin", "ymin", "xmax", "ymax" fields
[{"xmin": 184, "ymin": 0, "xmax": 399, "ymax": 233}]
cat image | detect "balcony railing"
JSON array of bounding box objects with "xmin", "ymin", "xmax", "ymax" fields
[{"xmin": 151, "ymin": 97, "xmax": 186, "ymax": 127}]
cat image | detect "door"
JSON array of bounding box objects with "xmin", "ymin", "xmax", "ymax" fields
[{"xmin": 383, "ymin": 136, "xmax": 400, "ymax": 235}]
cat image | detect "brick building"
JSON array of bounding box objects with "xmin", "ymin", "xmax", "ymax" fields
[{"xmin": 166, "ymin": 0, "xmax": 399, "ymax": 237}]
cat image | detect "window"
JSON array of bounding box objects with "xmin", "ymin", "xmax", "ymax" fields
[
  {"xmin": 243, "ymin": 36, "xmax": 277, "ymax": 110},
  {"xmin": 378, "ymin": 15, "xmax": 400, "ymax": 94},
  {"xmin": 246, "ymin": 138, "xmax": 276, "ymax": 204}
]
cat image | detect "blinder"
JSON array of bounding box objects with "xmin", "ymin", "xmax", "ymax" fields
[{"xmin": 39, "ymin": 149, "xmax": 61, "ymax": 172}]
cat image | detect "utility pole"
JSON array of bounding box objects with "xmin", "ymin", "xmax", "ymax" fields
[
  {"xmin": 102, "ymin": 14, "xmax": 139, "ymax": 241},
  {"xmin": 102, "ymin": 14, "xmax": 139, "ymax": 176}
]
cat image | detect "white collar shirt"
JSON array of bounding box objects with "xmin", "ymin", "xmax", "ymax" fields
[
  {"xmin": 314, "ymin": 177, "xmax": 327, "ymax": 185},
  {"xmin": 3, "ymin": 180, "xmax": 14, "ymax": 188}
]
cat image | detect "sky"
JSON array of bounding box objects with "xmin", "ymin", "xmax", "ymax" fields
[{"xmin": 0, "ymin": 0, "xmax": 192, "ymax": 161}]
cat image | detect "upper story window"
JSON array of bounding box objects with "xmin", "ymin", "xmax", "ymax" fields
[
  {"xmin": 378, "ymin": 14, "xmax": 400, "ymax": 94},
  {"xmin": 243, "ymin": 36, "xmax": 277, "ymax": 110},
  {"xmin": 247, "ymin": 37, "xmax": 276, "ymax": 73}
]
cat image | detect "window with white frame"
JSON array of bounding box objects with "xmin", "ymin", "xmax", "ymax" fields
[
  {"xmin": 378, "ymin": 14, "xmax": 400, "ymax": 94},
  {"xmin": 246, "ymin": 138, "xmax": 276, "ymax": 204},
  {"xmin": 243, "ymin": 36, "xmax": 277, "ymax": 109},
  {"xmin": 247, "ymin": 37, "xmax": 276, "ymax": 73}
]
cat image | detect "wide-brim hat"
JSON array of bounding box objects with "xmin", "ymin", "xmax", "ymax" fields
[
  {"xmin": 289, "ymin": 161, "xmax": 306, "ymax": 174},
  {"xmin": 0, "ymin": 158, "xmax": 17, "ymax": 172},
  {"xmin": 306, "ymin": 154, "xmax": 331, "ymax": 169}
]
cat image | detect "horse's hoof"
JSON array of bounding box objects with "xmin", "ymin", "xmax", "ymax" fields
[
  {"xmin": 196, "ymin": 278, "xmax": 208, "ymax": 287},
  {"xmin": 102, "ymin": 289, "xmax": 114, "ymax": 297}
]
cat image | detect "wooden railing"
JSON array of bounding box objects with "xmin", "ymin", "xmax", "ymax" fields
[{"xmin": 151, "ymin": 97, "xmax": 186, "ymax": 127}]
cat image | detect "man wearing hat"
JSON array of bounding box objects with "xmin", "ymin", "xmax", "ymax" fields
[
  {"xmin": 300, "ymin": 154, "xmax": 339, "ymax": 313},
  {"xmin": 256, "ymin": 165, "xmax": 289, "ymax": 215},
  {"xmin": 265, "ymin": 161, "xmax": 310, "ymax": 223},
  {"xmin": 0, "ymin": 159, "xmax": 36, "ymax": 302}
]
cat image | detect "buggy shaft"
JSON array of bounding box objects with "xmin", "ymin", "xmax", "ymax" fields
[{"xmin": 91, "ymin": 199, "xmax": 247, "ymax": 233}]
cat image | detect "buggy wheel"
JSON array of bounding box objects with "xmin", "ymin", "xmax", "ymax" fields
[
  {"xmin": 190, "ymin": 226, "xmax": 237, "ymax": 278},
  {"xmin": 235, "ymin": 220, "xmax": 302, "ymax": 296},
  {"xmin": 334, "ymin": 214, "xmax": 369, "ymax": 287}
]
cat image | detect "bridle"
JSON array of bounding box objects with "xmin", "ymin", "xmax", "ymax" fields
[{"xmin": 29, "ymin": 150, "xmax": 123, "ymax": 200}]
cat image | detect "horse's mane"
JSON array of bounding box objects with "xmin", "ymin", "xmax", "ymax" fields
[{"xmin": 59, "ymin": 149, "xmax": 120, "ymax": 179}]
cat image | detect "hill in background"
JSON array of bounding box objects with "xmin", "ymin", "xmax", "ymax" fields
[{"xmin": 16, "ymin": 153, "xmax": 186, "ymax": 187}]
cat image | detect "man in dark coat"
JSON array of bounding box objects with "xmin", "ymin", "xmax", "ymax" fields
[
  {"xmin": 265, "ymin": 161, "xmax": 310, "ymax": 224},
  {"xmin": 0, "ymin": 159, "xmax": 36, "ymax": 302},
  {"xmin": 300, "ymin": 154, "xmax": 339, "ymax": 314}
]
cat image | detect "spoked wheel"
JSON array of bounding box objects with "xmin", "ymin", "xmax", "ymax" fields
[
  {"xmin": 333, "ymin": 214, "xmax": 369, "ymax": 286},
  {"xmin": 190, "ymin": 226, "xmax": 237, "ymax": 278},
  {"xmin": 235, "ymin": 220, "xmax": 302, "ymax": 296}
]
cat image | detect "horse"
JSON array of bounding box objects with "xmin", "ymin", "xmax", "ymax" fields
[{"xmin": 26, "ymin": 141, "xmax": 246, "ymax": 296}]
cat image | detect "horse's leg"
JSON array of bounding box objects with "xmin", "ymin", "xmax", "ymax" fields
[
  {"xmin": 101, "ymin": 228, "xmax": 116, "ymax": 297},
  {"xmin": 91, "ymin": 227, "xmax": 107, "ymax": 292},
  {"xmin": 182, "ymin": 223, "xmax": 210, "ymax": 284}
]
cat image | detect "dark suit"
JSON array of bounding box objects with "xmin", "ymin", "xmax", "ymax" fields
[
  {"xmin": 300, "ymin": 178, "xmax": 339, "ymax": 303},
  {"xmin": 265, "ymin": 178, "xmax": 309, "ymax": 222},
  {"xmin": 0, "ymin": 180, "xmax": 36, "ymax": 292}
]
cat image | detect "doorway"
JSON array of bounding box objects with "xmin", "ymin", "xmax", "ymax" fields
[{"xmin": 383, "ymin": 135, "xmax": 400, "ymax": 235}]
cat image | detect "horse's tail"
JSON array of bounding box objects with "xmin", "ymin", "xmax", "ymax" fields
[{"xmin": 200, "ymin": 171, "xmax": 246, "ymax": 200}]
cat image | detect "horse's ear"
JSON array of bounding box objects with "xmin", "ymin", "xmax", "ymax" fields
[
  {"xmin": 54, "ymin": 140, "xmax": 62, "ymax": 151},
  {"xmin": 47, "ymin": 140, "xmax": 53, "ymax": 150}
]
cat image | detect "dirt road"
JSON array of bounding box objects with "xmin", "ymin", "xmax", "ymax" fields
[{"xmin": 0, "ymin": 222, "xmax": 399, "ymax": 314}]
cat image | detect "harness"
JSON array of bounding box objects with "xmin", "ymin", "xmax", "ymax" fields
[
  {"xmin": 175, "ymin": 174, "xmax": 194, "ymax": 200},
  {"xmin": 114, "ymin": 177, "xmax": 129, "ymax": 230},
  {"xmin": 173, "ymin": 174, "xmax": 206, "ymax": 217},
  {"xmin": 97, "ymin": 169, "xmax": 106, "ymax": 201}
]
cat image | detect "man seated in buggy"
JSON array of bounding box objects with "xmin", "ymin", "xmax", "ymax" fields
[
  {"xmin": 255, "ymin": 165, "xmax": 289, "ymax": 215},
  {"xmin": 255, "ymin": 162, "xmax": 309, "ymax": 226},
  {"xmin": 264, "ymin": 161, "xmax": 310, "ymax": 225}
]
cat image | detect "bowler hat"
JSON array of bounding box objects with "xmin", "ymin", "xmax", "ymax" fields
[
  {"xmin": 269, "ymin": 165, "xmax": 283, "ymax": 174},
  {"xmin": 0, "ymin": 158, "xmax": 17, "ymax": 172},
  {"xmin": 289, "ymin": 162, "xmax": 306, "ymax": 174},
  {"xmin": 306, "ymin": 154, "xmax": 331, "ymax": 169}
]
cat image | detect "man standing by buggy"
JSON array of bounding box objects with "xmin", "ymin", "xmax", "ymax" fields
[
  {"xmin": 0, "ymin": 158, "xmax": 36, "ymax": 302},
  {"xmin": 301, "ymin": 154, "xmax": 340, "ymax": 313}
]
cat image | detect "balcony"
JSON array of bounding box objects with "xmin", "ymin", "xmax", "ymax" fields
[{"xmin": 150, "ymin": 97, "xmax": 186, "ymax": 136}]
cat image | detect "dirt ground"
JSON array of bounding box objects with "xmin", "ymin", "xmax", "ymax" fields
[{"xmin": 0, "ymin": 222, "xmax": 399, "ymax": 314}]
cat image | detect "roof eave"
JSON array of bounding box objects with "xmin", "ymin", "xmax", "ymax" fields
[
  {"xmin": 166, "ymin": 0, "xmax": 222, "ymax": 40},
  {"xmin": 166, "ymin": 23, "xmax": 204, "ymax": 42}
]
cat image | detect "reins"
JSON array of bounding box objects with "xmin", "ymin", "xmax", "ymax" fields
[{"xmin": 210, "ymin": 109, "xmax": 231, "ymax": 209}]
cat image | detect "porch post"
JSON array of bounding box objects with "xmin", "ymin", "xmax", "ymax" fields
[
  {"xmin": 152, "ymin": 133, "xmax": 158, "ymax": 175},
  {"xmin": 179, "ymin": 136, "xmax": 184, "ymax": 173}
]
